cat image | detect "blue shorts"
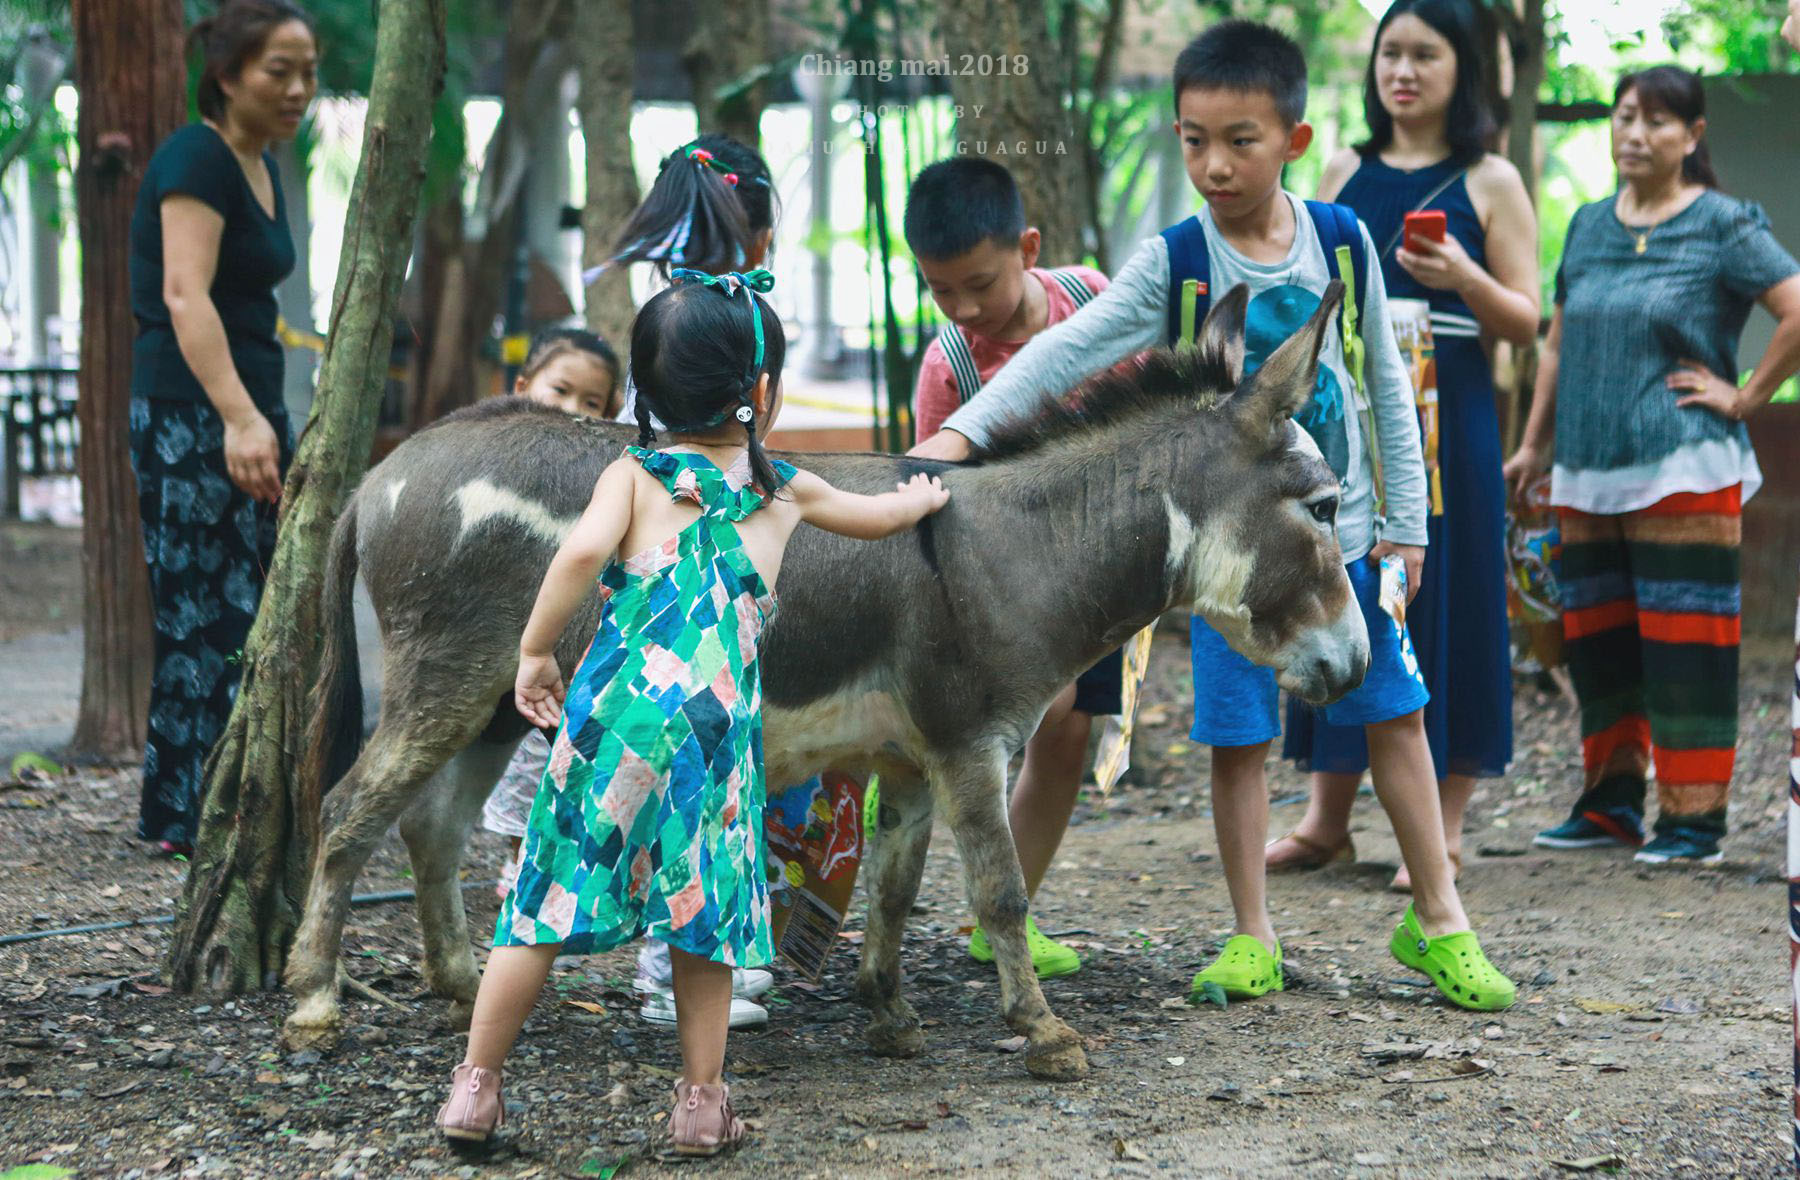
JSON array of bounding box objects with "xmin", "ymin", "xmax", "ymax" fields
[{"xmin": 1188, "ymin": 557, "xmax": 1428, "ymax": 748}]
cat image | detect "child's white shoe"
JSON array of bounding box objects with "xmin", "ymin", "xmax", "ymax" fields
[{"xmin": 637, "ymin": 985, "xmax": 769, "ymax": 1029}]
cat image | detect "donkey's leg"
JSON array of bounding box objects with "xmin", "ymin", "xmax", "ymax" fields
[
  {"xmin": 398, "ymin": 736, "xmax": 521, "ymax": 1031},
  {"xmin": 283, "ymin": 718, "xmax": 477, "ymax": 1051},
  {"xmin": 933, "ymin": 748, "xmax": 1088, "ymax": 1081},
  {"xmin": 851, "ymin": 769, "xmax": 933, "ymax": 1058}
]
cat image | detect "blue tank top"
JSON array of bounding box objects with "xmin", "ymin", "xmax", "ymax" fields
[{"xmin": 1337, "ymin": 155, "xmax": 1483, "ymax": 323}]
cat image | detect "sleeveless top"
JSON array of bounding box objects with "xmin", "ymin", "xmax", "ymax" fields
[{"xmin": 1337, "ymin": 155, "xmax": 1484, "ymax": 339}]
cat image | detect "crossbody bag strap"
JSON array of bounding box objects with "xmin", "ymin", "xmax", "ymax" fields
[{"xmin": 1378, "ymin": 165, "xmax": 1471, "ymax": 261}]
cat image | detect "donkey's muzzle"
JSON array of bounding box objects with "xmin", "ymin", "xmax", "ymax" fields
[{"xmin": 1275, "ymin": 597, "xmax": 1370, "ymax": 706}]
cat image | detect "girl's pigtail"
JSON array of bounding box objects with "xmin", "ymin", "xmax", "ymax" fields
[
  {"xmin": 635, "ymin": 395, "xmax": 656, "ymax": 448},
  {"xmin": 744, "ymin": 418, "xmax": 783, "ymax": 499}
]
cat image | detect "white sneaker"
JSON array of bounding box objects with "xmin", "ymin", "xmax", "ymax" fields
[
  {"xmin": 637, "ymin": 988, "xmax": 768, "ymax": 1029},
  {"xmin": 631, "ymin": 968, "xmax": 774, "ymax": 1001}
]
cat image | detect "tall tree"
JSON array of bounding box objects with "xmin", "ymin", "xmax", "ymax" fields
[
  {"xmin": 415, "ymin": 0, "xmax": 564, "ymax": 425},
  {"xmin": 937, "ymin": 0, "xmax": 1085, "ymax": 265},
  {"xmin": 66, "ymin": 0, "xmax": 183, "ymax": 762},
  {"xmin": 165, "ymin": 0, "xmax": 447, "ymax": 994},
  {"xmin": 573, "ymin": 0, "xmax": 640, "ymax": 363},
  {"xmin": 683, "ymin": 0, "xmax": 768, "ymax": 149}
]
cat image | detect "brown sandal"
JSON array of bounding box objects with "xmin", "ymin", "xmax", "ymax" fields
[
  {"xmin": 1388, "ymin": 850, "xmax": 1463, "ymax": 894},
  {"xmin": 671, "ymin": 1079, "xmax": 747, "ymax": 1156},
  {"xmin": 1265, "ymin": 830, "xmax": 1355, "ymax": 873}
]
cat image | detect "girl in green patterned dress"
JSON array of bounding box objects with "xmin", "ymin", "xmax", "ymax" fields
[{"xmin": 437, "ymin": 270, "xmax": 949, "ymax": 1155}]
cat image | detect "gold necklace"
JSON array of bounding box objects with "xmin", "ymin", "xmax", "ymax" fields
[{"xmin": 1632, "ymin": 226, "xmax": 1652, "ymax": 255}]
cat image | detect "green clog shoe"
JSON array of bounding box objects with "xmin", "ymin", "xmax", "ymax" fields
[
  {"xmin": 966, "ymin": 915, "xmax": 1082, "ymax": 979},
  {"xmin": 1190, "ymin": 934, "xmax": 1283, "ymax": 999},
  {"xmin": 1389, "ymin": 905, "xmax": 1516, "ymax": 1011}
]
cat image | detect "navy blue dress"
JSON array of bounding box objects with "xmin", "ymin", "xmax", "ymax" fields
[{"xmin": 1284, "ymin": 156, "xmax": 1513, "ymax": 780}]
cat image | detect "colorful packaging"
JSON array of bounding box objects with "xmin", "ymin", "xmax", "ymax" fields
[
  {"xmin": 1387, "ymin": 297, "xmax": 1443, "ymax": 517},
  {"xmin": 1505, "ymin": 470, "xmax": 1564, "ymax": 668},
  {"xmin": 766, "ymin": 771, "xmax": 867, "ymax": 980},
  {"xmin": 1092, "ymin": 625, "xmax": 1155, "ymax": 794}
]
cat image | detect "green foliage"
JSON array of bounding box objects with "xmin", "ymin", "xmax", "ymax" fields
[{"xmin": 0, "ymin": 1166, "xmax": 78, "ymax": 1180}]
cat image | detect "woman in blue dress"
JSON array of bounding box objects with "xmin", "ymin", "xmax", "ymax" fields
[{"xmin": 1269, "ymin": 0, "xmax": 1541, "ymax": 888}]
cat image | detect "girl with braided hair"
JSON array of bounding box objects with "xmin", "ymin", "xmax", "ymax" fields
[{"xmin": 437, "ymin": 271, "xmax": 947, "ymax": 1155}]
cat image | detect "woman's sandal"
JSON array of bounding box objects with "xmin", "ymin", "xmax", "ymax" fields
[
  {"xmin": 437, "ymin": 1063, "xmax": 504, "ymax": 1142},
  {"xmin": 1190, "ymin": 934, "xmax": 1284, "ymax": 999},
  {"xmin": 671, "ymin": 1079, "xmax": 747, "ymax": 1157},
  {"xmin": 1265, "ymin": 830, "xmax": 1354, "ymax": 873},
  {"xmin": 1388, "ymin": 904, "xmax": 1515, "ymax": 1011},
  {"xmin": 1387, "ymin": 849, "xmax": 1462, "ymax": 894}
]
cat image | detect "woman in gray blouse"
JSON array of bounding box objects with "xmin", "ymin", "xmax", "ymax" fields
[{"xmin": 1504, "ymin": 65, "xmax": 1800, "ymax": 866}]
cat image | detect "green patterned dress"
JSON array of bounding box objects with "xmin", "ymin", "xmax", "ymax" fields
[{"xmin": 495, "ymin": 446, "xmax": 795, "ymax": 967}]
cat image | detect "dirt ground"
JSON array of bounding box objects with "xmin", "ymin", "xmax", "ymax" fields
[{"xmin": 0, "ymin": 525, "xmax": 1790, "ymax": 1179}]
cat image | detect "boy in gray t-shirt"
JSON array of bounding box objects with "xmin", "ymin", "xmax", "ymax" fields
[{"xmin": 913, "ymin": 20, "xmax": 1514, "ymax": 1012}]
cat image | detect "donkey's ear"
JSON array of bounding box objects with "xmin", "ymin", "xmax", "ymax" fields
[
  {"xmin": 1195, "ymin": 283, "xmax": 1249, "ymax": 388},
  {"xmin": 1232, "ymin": 280, "xmax": 1343, "ymax": 442}
]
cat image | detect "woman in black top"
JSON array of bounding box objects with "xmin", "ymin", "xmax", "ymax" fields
[{"xmin": 127, "ymin": 0, "xmax": 317, "ymax": 853}]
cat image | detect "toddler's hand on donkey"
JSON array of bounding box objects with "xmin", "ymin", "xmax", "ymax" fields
[
  {"xmin": 515, "ymin": 654, "xmax": 567, "ymax": 728},
  {"xmin": 897, "ymin": 473, "xmax": 951, "ymax": 517}
]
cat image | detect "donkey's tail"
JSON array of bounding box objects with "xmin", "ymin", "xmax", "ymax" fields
[{"xmin": 299, "ymin": 493, "xmax": 366, "ymax": 844}]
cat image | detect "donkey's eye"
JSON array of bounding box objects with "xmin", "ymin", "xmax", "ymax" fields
[{"xmin": 1308, "ymin": 497, "xmax": 1338, "ymax": 524}]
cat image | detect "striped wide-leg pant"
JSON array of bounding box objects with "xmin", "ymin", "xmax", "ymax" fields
[{"xmin": 1557, "ymin": 485, "xmax": 1741, "ymax": 840}]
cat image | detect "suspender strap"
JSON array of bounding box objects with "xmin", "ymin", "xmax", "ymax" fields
[
  {"xmin": 1045, "ymin": 267, "xmax": 1098, "ymax": 309},
  {"xmin": 938, "ymin": 322, "xmax": 985, "ymax": 404}
]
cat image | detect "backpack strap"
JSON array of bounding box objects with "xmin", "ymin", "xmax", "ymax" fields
[
  {"xmin": 1045, "ymin": 266, "xmax": 1098, "ymax": 309},
  {"xmin": 936, "ymin": 323, "xmax": 985, "ymax": 404},
  {"xmin": 1302, "ymin": 199, "xmax": 1382, "ymax": 525},
  {"xmin": 1158, "ymin": 215, "xmax": 1212, "ymax": 348}
]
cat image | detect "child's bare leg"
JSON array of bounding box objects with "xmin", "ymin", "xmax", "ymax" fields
[
  {"xmin": 464, "ymin": 943, "xmax": 559, "ymax": 1070},
  {"xmin": 1010, "ymin": 683, "xmax": 1088, "ymax": 896},
  {"xmin": 1438, "ymin": 773, "xmax": 1474, "ymax": 861},
  {"xmin": 669, "ymin": 947, "xmax": 732, "ymax": 1085},
  {"xmin": 1210, "ymin": 742, "xmax": 1278, "ymax": 950},
  {"xmin": 1366, "ymin": 711, "xmax": 1468, "ymax": 936}
]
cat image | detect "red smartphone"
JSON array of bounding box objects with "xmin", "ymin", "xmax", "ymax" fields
[{"xmin": 1403, "ymin": 210, "xmax": 1447, "ymax": 252}]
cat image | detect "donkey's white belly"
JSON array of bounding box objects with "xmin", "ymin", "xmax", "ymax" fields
[{"xmin": 764, "ymin": 684, "xmax": 925, "ymax": 786}]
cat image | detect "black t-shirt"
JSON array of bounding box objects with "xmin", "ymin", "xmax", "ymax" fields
[{"xmin": 129, "ymin": 123, "xmax": 294, "ymax": 412}]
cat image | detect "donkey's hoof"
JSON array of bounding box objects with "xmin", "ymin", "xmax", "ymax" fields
[
  {"xmin": 447, "ymin": 997, "xmax": 476, "ymax": 1033},
  {"xmin": 1024, "ymin": 1028, "xmax": 1089, "ymax": 1081},
  {"xmin": 865, "ymin": 1014, "xmax": 925, "ymax": 1058},
  {"xmin": 281, "ymin": 997, "xmax": 344, "ymax": 1054}
]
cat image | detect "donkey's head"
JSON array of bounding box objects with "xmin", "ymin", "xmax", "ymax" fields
[{"xmin": 1162, "ymin": 282, "xmax": 1369, "ymax": 704}]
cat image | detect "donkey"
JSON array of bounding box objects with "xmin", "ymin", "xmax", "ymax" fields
[{"xmin": 281, "ymin": 283, "xmax": 1368, "ymax": 1082}]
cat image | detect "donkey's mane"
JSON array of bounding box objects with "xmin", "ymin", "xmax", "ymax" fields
[{"xmin": 974, "ymin": 344, "xmax": 1234, "ymax": 462}]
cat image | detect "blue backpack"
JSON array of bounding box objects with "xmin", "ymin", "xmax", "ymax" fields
[{"xmin": 1159, "ymin": 201, "xmax": 1386, "ymax": 514}]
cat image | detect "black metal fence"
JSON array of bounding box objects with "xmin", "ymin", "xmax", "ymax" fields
[{"xmin": 2, "ymin": 367, "xmax": 80, "ymax": 519}]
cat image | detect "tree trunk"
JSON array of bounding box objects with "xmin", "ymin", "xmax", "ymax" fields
[
  {"xmin": 682, "ymin": 0, "xmax": 767, "ymax": 149},
  {"xmin": 416, "ymin": 0, "xmax": 562, "ymax": 424},
  {"xmin": 165, "ymin": 0, "xmax": 447, "ymax": 995},
  {"xmin": 66, "ymin": 0, "xmax": 183, "ymax": 763},
  {"xmin": 937, "ymin": 0, "xmax": 1084, "ymax": 265},
  {"xmin": 573, "ymin": 0, "xmax": 639, "ymax": 369},
  {"xmin": 1506, "ymin": 0, "xmax": 1546, "ymax": 201}
]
